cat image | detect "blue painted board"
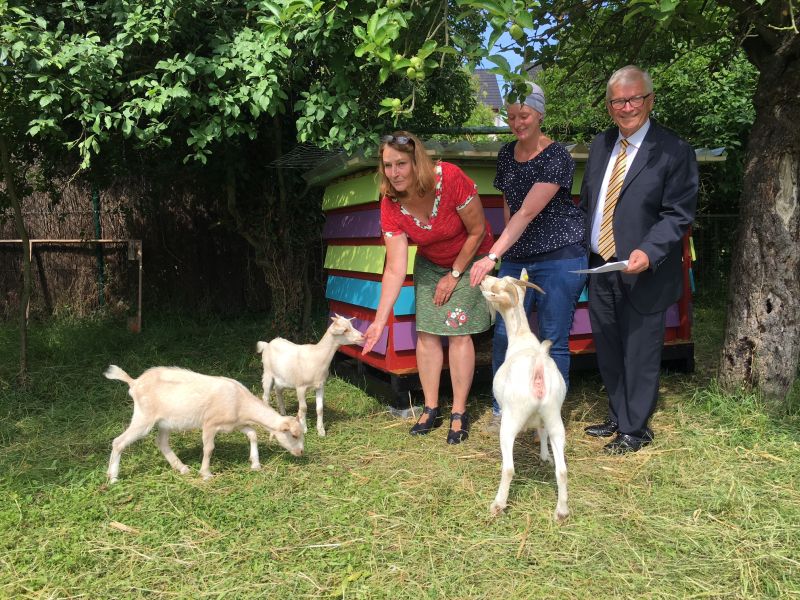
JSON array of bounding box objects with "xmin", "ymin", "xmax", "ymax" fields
[{"xmin": 325, "ymin": 275, "xmax": 416, "ymax": 315}]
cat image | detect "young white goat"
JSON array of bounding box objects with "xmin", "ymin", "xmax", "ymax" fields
[
  {"xmin": 256, "ymin": 314, "xmax": 364, "ymax": 436},
  {"xmin": 104, "ymin": 365, "xmax": 304, "ymax": 483},
  {"xmin": 480, "ymin": 272, "xmax": 569, "ymax": 521}
]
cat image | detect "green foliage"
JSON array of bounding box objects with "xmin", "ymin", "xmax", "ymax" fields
[{"xmin": 1, "ymin": 0, "xmax": 486, "ymax": 169}]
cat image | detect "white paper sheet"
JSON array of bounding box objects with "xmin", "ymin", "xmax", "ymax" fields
[{"xmin": 570, "ymin": 260, "xmax": 629, "ymax": 274}]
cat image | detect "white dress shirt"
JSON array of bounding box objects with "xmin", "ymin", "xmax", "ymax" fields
[{"xmin": 590, "ymin": 119, "xmax": 651, "ymax": 255}]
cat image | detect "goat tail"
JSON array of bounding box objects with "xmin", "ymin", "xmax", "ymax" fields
[
  {"xmin": 256, "ymin": 341, "xmax": 269, "ymax": 354},
  {"xmin": 531, "ymin": 358, "xmax": 547, "ymax": 400},
  {"xmin": 541, "ymin": 339, "xmax": 553, "ymax": 354},
  {"xmin": 104, "ymin": 364, "xmax": 134, "ymax": 385}
]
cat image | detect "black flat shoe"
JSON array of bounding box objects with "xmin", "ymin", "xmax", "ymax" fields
[
  {"xmin": 410, "ymin": 406, "xmax": 443, "ymax": 435},
  {"xmin": 584, "ymin": 419, "xmax": 618, "ymax": 438},
  {"xmin": 603, "ymin": 431, "xmax": 653, "ymax": 455},
  {"xmin": 446, "ymin": 412, "xmax": 469, "ymax": 445}
]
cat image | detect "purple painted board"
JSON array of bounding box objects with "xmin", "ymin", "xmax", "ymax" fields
[
  {"xmin": 569, "ymin": 308, "xmax": 591, "ymax": 335},
  {"xmin": 530, "ymin": 303, "xmax": 682, "ymax": 337},
  {"xmin": 328, "ymin": 311, "xmax": 388, "ymax": 355},
  {"xmin": 485, "ymin": 207, "xmax": 505, "ymax": 236},
  {"xmin": 392, "ymin": 321, "xmax": 417, "ymax": 351},
  {"xmin": 665, "ymin": 303, "xmax": 681, "ymax": 328},
  {"xmin": 323, "ymin": 209, "xmax": 381, "ymax": 239}
]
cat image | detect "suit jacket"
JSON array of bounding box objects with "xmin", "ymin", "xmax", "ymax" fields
[{"xmin": 579, "ymin": 120, "xmax": 699, "ymax": 314}]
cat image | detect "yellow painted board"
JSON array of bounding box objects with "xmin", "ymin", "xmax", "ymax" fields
[
  {"xmin": 324, "ymin": 245, "xmax": 386, "ymax": 274},
  {"xmin": 322, "ymin": 173, "xmax": 380, "ymax": 210}
]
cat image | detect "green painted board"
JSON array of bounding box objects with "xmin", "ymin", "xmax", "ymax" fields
[
  {"xmin": 324, "ymin": 245, "xmax": 386, "ymax": 274},
  {"xmin": 464, "ymin": 166, "xmax": 501, "ymax": 195},
  {"xmin": 323, "ymin": 244, "xmax": 417, "ymax": 275},
  {"xmin": 322, "ymin": 173, "xmax": 380, "ymax": 210},
  {"xmin": 572, "ymin": 163, "xmax": 585, "ymax": 195},
  {"xmin": 406, "ymin": 246, "xmax": 417, "ymax": 275}
]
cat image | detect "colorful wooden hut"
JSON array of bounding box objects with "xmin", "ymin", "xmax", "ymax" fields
[{"xmin": 305, "ymin": 141, "xmax": 720, "ymax": 406}]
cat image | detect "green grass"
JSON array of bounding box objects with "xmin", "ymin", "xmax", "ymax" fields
[{"xmin": 0, "ymin": 308, "xmax": 798, "ymax": 598}]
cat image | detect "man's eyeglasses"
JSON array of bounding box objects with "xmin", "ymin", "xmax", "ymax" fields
[
  {"xmin": 381, "ymin": 134, "xmax": 414, "ymax": 146},
  {"xmin": 608, "ymin": 93, "xmax": 652, "ymax": 109}
]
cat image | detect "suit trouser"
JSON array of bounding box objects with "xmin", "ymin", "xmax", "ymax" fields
[{"xmin": 588, "ymin": 267, "xmax": 666, "ymax": 437}]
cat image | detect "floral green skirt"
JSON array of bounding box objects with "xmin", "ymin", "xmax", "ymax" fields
[{"xmin": 414, "ymin": 254, "xmax": 492, "ymax": 336}]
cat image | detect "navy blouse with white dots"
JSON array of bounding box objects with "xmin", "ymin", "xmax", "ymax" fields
[{"xmin": 493, "ymin": 141, "xmax": 585, "ymax": 261}]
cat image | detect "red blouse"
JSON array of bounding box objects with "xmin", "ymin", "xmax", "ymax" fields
[{"xmin": 380, "ymin": 161, "xmax": 493, "ymax": 268}]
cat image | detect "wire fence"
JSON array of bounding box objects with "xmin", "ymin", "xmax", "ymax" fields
[{"xmin": 691, "ymin": 214, "xmax": 738, "ymax": 303}]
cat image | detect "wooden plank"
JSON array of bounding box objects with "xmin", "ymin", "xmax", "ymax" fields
[
  {"xmin": 322, "ymin": 173, "xmax": 380, "ymax": 210},
  {"xmin": 322, "ymin": 209, "xmax": 381, "ymax": 239},
  {"xmin": 326, "ymin": 275, "xmax": 416, "ymax": 315},
  {"xmin": 570, "ymin": 308, "xmax": 591, "ymax": 335},
  {"xmin": 324, "ymin": 245, "xmax": 386, "ymax": 274},
  {"xmin": 486, "ymin": 206, "xmax": 505, "ymax": 235},
  {"xmin": 572, "ymin": 162, "xmax": 585, "ymax": 195},
  {"xmin": 464, "ymin": 166, "xmax": 502, "ymax": 194},
  {"xmin": 392, "ymin": 321, "xmax": 417, "ymax": 351}
]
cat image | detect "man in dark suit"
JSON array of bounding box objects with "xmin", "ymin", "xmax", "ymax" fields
[{"xmin": 579, "ymin": 65, "xmax": 698, "ymax": 454}]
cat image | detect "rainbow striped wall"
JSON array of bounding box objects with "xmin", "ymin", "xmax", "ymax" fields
[{"xmin": 322, "ymin": 162, "xmax": 694, "ymax": 375}]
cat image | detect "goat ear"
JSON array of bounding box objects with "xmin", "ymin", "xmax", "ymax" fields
[
  {"xmin": 278, "ymin": 421, "xmax": 291, "ymax": 432},
  {"xmin": 289, "ymin": 420, "xmax": 303, "ymax": 437}
]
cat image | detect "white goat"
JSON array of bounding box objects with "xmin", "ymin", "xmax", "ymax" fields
[
  {"xmin": 104, "ymin": 365, "xmax": 304, "ymax": 483},
  {"xmin": 480, "ymin": 273, "xmax": 569, "ymax": 521},
  {"xmin": 256, "ymin": 314, "xmax": 364, "ymax": 436}
]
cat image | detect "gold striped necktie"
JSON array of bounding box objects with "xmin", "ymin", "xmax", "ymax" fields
[{"xmin": 597, "ymin": 138, "xmax": 629, "ymax": 261}]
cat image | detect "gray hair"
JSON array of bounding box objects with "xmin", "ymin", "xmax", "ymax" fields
[{"xmin": 606, "ymin": 65, "xmax": 653, "ymax": 99}]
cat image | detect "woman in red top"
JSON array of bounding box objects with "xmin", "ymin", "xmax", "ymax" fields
[{"xmin": 362, "ymin": 131, "xmax": 494, "ymax": 444}]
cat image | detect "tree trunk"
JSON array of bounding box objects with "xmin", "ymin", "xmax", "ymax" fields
[
  {"xmin": 718, "ymin": 45, "xmax": 800, "ymax": 404},
  {"xmin": 0, "ymin": 134, "xmax": 32, "ymax": 384}
]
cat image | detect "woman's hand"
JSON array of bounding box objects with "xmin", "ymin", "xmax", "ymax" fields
[
  {"xmin": 361, "ymin": 320, "xmax": 386, "ymax": 355},
  {"xmin": 433, "ymin": 273, "xmax": 459, "ymax": 306},
  {"xmin": 469, "ymin": 256, "xmax": 496, "ymax": 287}
]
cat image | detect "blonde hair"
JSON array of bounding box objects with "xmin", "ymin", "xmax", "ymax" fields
[{"xmin": 377, "ymin": 131, "xmax": 435, "ymax": 198}]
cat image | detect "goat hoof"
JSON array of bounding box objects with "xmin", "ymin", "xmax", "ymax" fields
[
  {"xmin": 555, "ymin": 510, "xmax": 570, "ymax": 523},
  {"xmin": 317, "ymin": 428, "xmax": 326, "ymax": 437},
  {"xmin": 540, "ymin": 456, "xmax": 554, "ymax": 465},
  {"xmin": 201, "ymin": 472, "xmax": 213, "ymax": 481},
  {"xmin": 251, "ymin": 463, "xmax": 262, "ymax": 471},
  {"xmin": 179, "ymin": 466, "xmax": 190, "ymax": 475},
  {"xmin": 490, "ymin": 501, "xmax": 506, "ymax": 517},
  {"xmin": 108, "ymin": 476, "xmax": 118, "ymax": 484}
]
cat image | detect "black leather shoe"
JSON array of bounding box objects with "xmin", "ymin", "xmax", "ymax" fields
[
  {"xmin": 410, "ymin": 406, "xmax": 443, "ymax": 435},
  {"xmin": 584, "ymin": 419, "xmax": 618, "ymax": 438},
  {"xmin": 446, "ymin": 412, "xmax": 469, "ymax": 445},
  {"xmin": 603, "ymin": 431, "xmax": 653, "ymax": 455}
]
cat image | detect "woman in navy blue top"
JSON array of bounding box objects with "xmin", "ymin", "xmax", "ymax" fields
[{"xmin": 469, "ymin": 83, "xmax": 587, "ymax": 421}]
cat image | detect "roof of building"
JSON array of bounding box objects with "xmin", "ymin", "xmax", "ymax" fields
[
  {"xmin": 474, "ymin": 69, "xmax": 503, "ymax": 110},
  {"xmin": 302, "ymin": 141, "xmax": 726, "ymax": 186}
]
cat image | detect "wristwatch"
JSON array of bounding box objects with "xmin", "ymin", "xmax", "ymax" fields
[
  {"xmin": 487, "ymin": 252, "xmax": 499, "ymax": 263},
  {"xmin": 450, "ymin": 269, "xmax": 462, "ymax": 278}
]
